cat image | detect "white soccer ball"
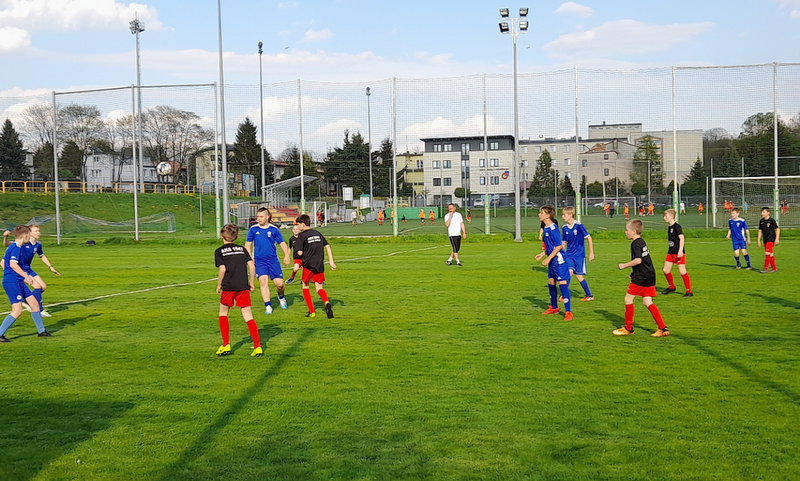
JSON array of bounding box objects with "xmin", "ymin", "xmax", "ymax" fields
[{"xmin": 156, "ymin": 161, "xmax": 172, "ymax": 176}]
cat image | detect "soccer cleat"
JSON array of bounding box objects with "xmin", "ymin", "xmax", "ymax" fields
[
  {"xmin": 305, "ymin": 311, "xmax": 316, "ymax": 318},
  {"xmin": 279, "ymin": 298, "xmax": 288, "ymax": 309},
  {"xmin": 0, "ymin": 335, "xmax": 9, "ymax": 343},
  {"xmin": 735, "ymin": 266, "xmax": 741, "ymax": 270},
  {"xmin": 683, "ymin": 291, "xmax": 693, "ymax": 297},
  {"xmin": 542, "ymin": 307, "xmax": 560, "ymax": 315},
  {"xmin": 558, "ymin": 296, "xmax": 564, "ymax": 303},
  {"xmin": 446, "ymin": 260, "xmax": 452, "ymax": 265},
  {"xmin": 265, "ymin": 305, "xmax": 273, "ymax": 315},
  {"xmin": 37, "ymin": 331, "xmax": 52, "ymax": 337},
  {"xmin": 564, "ymin": 312, "xmax": 574, "ymax": 322},
  {"xmin": 325, "ymin": 302, "xmax": 334, "ymax": 319},
  {"xmin": 661, "ymin": 287, "xmax": 676, "ymax": 295},
  {"xmin": 651, "ymin": 328, "xmax": 670, "ymax": 337},
  {"xmin": 759, "ymin": 270, "xmax": 769, "ymax": 274},
  {"xmin": 40, "ymin": 310, "xmax": 52, "ymax": 318},
  {"xmin": 251, "ymin": 346, "xmax": 263, "ymax": 357},
  {"xmin": 215, "ymin": 344, "xmax": 231, "ymax": 356},
  {"xmin": 456, "ymin": 262, "xmax": 462, "ymax": 266},
  {"xmin": 286, "ymin": 277, "xmax": 294, "ymax": 284},
  {"xmin": 612, "ymin": 326, "xmax": 633, "ymax": 336},
  {"xmin": 745, "ymin": 266, "xmax": 752, "ymax": 270},
  {"xmin": 580, "ymin": 296, "xmax": 594, "ymax": 302},
  {"xmin": 22, "ymin": 302, "xmax": 31, "ymax": 312}
]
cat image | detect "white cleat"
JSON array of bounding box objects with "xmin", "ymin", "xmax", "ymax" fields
[
  {"xmin": 279, "ymin": 298, "xmax": 288, "ymax": 309},
  {"xmin": 40, "ymin": 310, "xmax": 52, "ymax": 318},
  {"xmin": 265, "ymin": 305, "xmax": 273, "ymax": 315}
]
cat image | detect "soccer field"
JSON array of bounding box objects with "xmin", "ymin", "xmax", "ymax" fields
[{"xmin": 1, "ymin": 236, "xmax": 799, "ymax": 480}]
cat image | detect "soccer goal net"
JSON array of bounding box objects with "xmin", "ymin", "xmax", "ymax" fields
[
  {"xmin": 712, "ymin": 176, "xmax": 800, "ymax": 227},
  {"xmin": 27, "ymin": 212, "xmax": 177, "ymax": 236},
  {"xmin": 581, "ymin": 196, "xmax": 638, "ymax": 215}
]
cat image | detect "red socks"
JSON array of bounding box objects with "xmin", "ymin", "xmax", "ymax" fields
[
  {"xmin": 218, "ymin": 316, "xmax": 229, "ymax": 345},
  {"xmin": 648, "ymin": 304, "xmax": 666, "ymax": 330},
  {"xmin": 624, "ymin": 304, "xmax": 634, "ymax": 331},
  {"xmin": 303, "ymin": 288, "xmax": 314, "ymax": 312},
  {"xmin": 318, "ymin": 289, "xmax": 329, "ymax": 303},
  {"xmin": 681, "ymin": 273, "xmax": 692, "ymax": 292},
  {"xmin": 770, "ymin": 256, "xmax": 777, "ymax": 271},
  {"xmin": 664, "ymin": 272, "xmax": 675, "ymax": 289},
  {"xmin": 246, "ymin": 319, "xmax": 260, "ymax": 348}
]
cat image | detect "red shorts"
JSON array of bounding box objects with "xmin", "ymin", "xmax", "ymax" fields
[
  {"xmin": 220, "ymin": 290, "xmax": 252, "ymax": 308},
  {"xmin": 301, "ymin": 269, "xmax": 325, "ymax": 285},
  {"xmin": 664, "ymin": 253, "xmax": 686, "ymax": 265},
  {"xmin": 764, "ymin": 242, "xmax": 774, "ymax": 254},
  {"xmin": 627, "ymin": 283, "xmax": 657, "ymax": 297}
]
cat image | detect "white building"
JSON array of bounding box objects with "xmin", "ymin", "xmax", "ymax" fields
[{"xmin": 84, "ymin": 152, "xmax": 158, "ymax": 192}]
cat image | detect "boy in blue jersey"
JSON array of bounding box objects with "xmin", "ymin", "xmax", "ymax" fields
[
  {"xmin": 560, "ymin": 207, "xmax": 595, "ymax": 301},
  {"xmin": 245, "ymin": 207, "xmax": 291, "ymax": 315},
  {"xmin": 538, "ymin": 205, "xmax": 573, "ymax": 321},
  {"xmin": 726, "ymin": 208, "xmax": 751, "ymax": 269},
  {"xmin": 18, "ymin": 224, "xmax": 61, "ymax": 317},
  {"xmin": 0, "ymin": 225, "xmax": 50, "ymax": 342}
]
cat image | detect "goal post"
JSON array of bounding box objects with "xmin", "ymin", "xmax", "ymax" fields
[{"xmin": 711, "ymin": 176, "xmax": 800, "ymax": 227}]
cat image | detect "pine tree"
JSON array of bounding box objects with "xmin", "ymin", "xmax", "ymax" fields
[
  {"xmin": 681, "ymin": 156, "xmax": 706, "ymax": 196},
  {"xmin": 529, "ymin": 150, "xmax": 554, "ymax": 196},
  {"xmin": 0, "ymin": 118, "xmax": 27, "ymax": 179}
]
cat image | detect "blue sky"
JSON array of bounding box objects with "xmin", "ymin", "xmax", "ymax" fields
[{"xmin": 1, "ymin": 0, "xmax": 799, "ymax": 94}]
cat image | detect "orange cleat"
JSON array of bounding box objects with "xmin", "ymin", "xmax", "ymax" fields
[
  {"xmin": 580, "ymin": 296, "xmax": 594, "ymax": 302},
  {"xmin": 542, "ymin": 307, "xmax": 560, "ymax": 315},
  {"xmin": 558, "ymin": 296, "xmax": 564, "ymax": 303},
  {"xmin": 564, "ymin": 312, "xmax": 574, "ymax": 321},
  {"xmin": 612, "ymin": 326, "xmax": 633, "ymax": 336},
  {"xmin": 651, "ymin": 328, "xmax": 670, "ymax": 337}
]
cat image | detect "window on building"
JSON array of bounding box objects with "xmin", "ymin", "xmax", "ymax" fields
[
  {"xmin": 582, "ymin": 159, "xmax": 588, "ymax": 167},
  {"xmin": 461, "ymin": 143, "xmax": 469, "ymax": 155},
  {"xmin": 535, "ymin": 146, "xmax": 542, "ymax": 153},
  {"xmin": 443, "ymin": 160, "xmax": 451, "ymax": 169},
  {"xmin": 565, "ymin": 172, "xmax": 572, "ymax": 179},
  {"xmin": 433, "ymin": 144, "xmax": 442, "ymax": 152},
  {"xmin": 604, "ymin": 168, "xmax": 610, "ymax": 176},
  {"xmin": 489, "ymin": 141, "xmax": 499, "ymax": 150},
  {"xmin": 550, "ymin": 145, "xmax": 556, "ymax": 153},
  {"xmin": 416, "ymin": 160, "xmax": 424, "ymax": 169},
  {"xmin": 432, "ymin": 160, "xmax": 441, "ymax": 168},
  {"xmin": 479, "ymin": 158, "xmax": 486, "ymax": 167},
  {"xmin": 490, "ymin": 176, "xmax": 500, "ymax": 185},
  {"xmin": 603, "ymin": 154, "xmax": 609, "ymax": 160},
  {"xmin": 564, "ymin": 145, "xmax": 570, "ymax": 152},
  {"xmin": 480, "ymin": 176, "xmax": 486, "ymax": 185},
  {"xmin": 443, "ymin": 177, "xmax": 452, "ymax": 186},
  {"xmin": 461, "ymin": 169, "xmax": 470, "ymax": 179},
  {"xmin": 433, "ymin": 178, "xmax": 441, "ymax": 186},
  {"xmin": 565, "ymin": 158, "xmax": 571, "ymax": 166},
  {"xmin": 490, "ymin": 158, "xmax": 499, "ymax": 167},
  {"xmin": 443, "ymin": 144, "xmax": 453, "ymax": 152},
  {"xmin": 461, "ymin": 159, "xmax": 469, "ymax": 167},
  {"xmin": 522, "ymin": 146, "xmax": 528, "ymax": 153}
]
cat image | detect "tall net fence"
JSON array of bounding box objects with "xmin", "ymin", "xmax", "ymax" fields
[{"xmin": 1, "ymin": 63, "xmax": 799, "ymax": 234}]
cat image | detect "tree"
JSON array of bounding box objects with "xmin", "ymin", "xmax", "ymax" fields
[
  {"xmin": 58, "ymin": 104, "xmax": 105, "ymax": 181},
  {"xmin": 559, "ymin": 174, "xmax": 575, "ymax": 197},
  {"xmin": 586, "ymin": 181, "xmax": 603, "ymax": 196},
  {"xmin": 631, "ymin": 135, "xmax": 663, "ymax": 195},
  {"xmin": 33, "ymin": 142, "xmax": 54, "ymax": 179},
  {"xmin": 735, "ymin": 112, "xmax": 800, "ymax": 176},
  {"xmin": 323, "ymin": 130, "xmax": 370, "ymax": 194},
  {"xmin": 20, "ymin": 103, "xmax": 58, "ymax": 150},
  {"xmin": 529, "ymin": 150, "xmax": 554, "ymax": 196},
  {"xmin": 230, "ymin": 117, "xmax": 260, "ymax": 177},
  {"xmin": 0, "ymin": 119, "xmax": 27, "ymax": 179},
  {"xmin": 143, "ymin": 106, "xmax": 213, "ymax": 183},
  {"xmin": 58, "ymin": 141, "xmax": 83, "ymax": 179},
  {"xmin": 681, "ymin": 156, "xmax": 707, "ymax": 196},
  {"xmin": 371, "ymin": 137, "xmax": 395, "ymax": 197}
]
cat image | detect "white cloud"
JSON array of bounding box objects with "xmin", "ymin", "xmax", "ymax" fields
[
  {"xmin": 314, "ymin": 118, "xmax": 362, "ymax": 138},
  {"xmin": 277, "ymin": 1, "xmax": 298, "ymax": 8},
  {"xmin": 400, "ymin": 115, "xmax": 507, "ymax": 148},
  {"xmin": 0, "ymin": 26, "xmax": 30, "ymax": 52},
  {"xmin": 304, "ymin": 28, "xmax": 332, "ymax": 42},
  {"xmin": 554, "ymin": 2, "xmax": 594, "ymax": 18},
  {"xmin": 544, "ymin": 19, "xmax": 713, "ymax": 58},
  {"xmin": 0, "ymin": 0, "xmax": 161, "ymax": 31},
  {"xmin": 778, "ymin": 0, "xmax": 800, "ymax": 17}
]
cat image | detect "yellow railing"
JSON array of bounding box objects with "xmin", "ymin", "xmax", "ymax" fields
[{"xmin": 0, "ymin": 181, "xmax": 197, "ymax": 194}]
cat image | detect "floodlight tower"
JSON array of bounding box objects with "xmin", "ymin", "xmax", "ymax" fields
[
  {"xmin": 366, "ymin": 86, "xmax": 374, "ymax": 213},
  {"xmin": 499, "ymin": 7, "xmax": 528, "ymax": 243},
  {"xmin": 129, "ymin": 17, "xmax": 145, "ymax": 193},
  {"xmin": 258, "ymin": 41, "xmax": 266, "ymax": 201}
]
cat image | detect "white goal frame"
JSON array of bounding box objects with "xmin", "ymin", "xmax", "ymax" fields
[{"xmin": 711, "ymin": 175, "xmax": 800, "ymax": 227}]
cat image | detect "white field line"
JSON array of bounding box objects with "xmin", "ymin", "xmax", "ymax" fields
[{"xmin": 1, "ymin": 245, "xmax": 444, "ymax": 314}]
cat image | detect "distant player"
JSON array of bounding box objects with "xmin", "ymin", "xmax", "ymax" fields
[
  {"xmin": 429, "ymin": 209, "xmax": 435, "ymax": 224},
  {"xmin": 214, "ymin": 223, "xmax": 262, "ymax": 357},
  {"xmin": 623, "ymin": 203, "xmax": 630, "ymax": 220},
  {"xmin": 377, "ymin": 209, "xmax": 384, "ymax": 226},
  {"xmin": 18, "ymin": 224, "xmax": 61, "ymax": 317},
  {"xmin": 647, "ymin": 203, "xmax": 654, "ymax": 216},
  {"xmin": 698, "ymin": 202, "xmax": 704, "ymax": 216},
  {"xmin": 296, "ymin": 214, "xmax": 337, "ymax": 318},
  {"xmin": 539, "ymin": 205, "xmax": 572, "ymax": 321},
  {"xmin": 444, "ymin": 203, "xmax": 466, "ymax": 266},
  {"xmin": 757, "ymin": 207, "xmax": 780, "ymax": 273},
  {"xmin": 661, "ymin": 209, "xmax": 693, "ymax": 297},
  {"xmin": 245, "ymin": 207, "xmax": 291, "ymax": 315},
  {"xmin": 726, "ymin": 208, "xmax": 751, "ymax": 269},
  {"xmin": 419, "ymin": 209, "xmax": 425, "ymax": 225},
  {"xmin": 614, "ymin": 219, "xmax": 669, "ymax": 337},
  {"xmin": 560, "ymin": 207, "xmax": 594, "ymax": 302},
  {"xmin": 285, "ymin": 224, "xmax": 302, "ymax": 284},
  {"xmin": 0, "ymin": 225, "xmax": 50, "ymax": 342}
]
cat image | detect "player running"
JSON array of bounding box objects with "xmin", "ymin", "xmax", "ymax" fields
[
  {"xmin": 0, "ymin": 225, "xmax": 50, "ymax": 342},
  {"xmin": 560, "ymin": 207, "xmax": 595, "ymax": 302},
  {"xmin": 296, "ymin": 214, "xmax": 337, "ymax": 318},
  {"xmin": 661, "ymin": 209, "xmax": 693, "ymax": 297},
  {"xmin": 245, "ymin": 207, "xmax": 291, "ymax": 315},
  {"xmin": 726, "ymin": 207, "xmax": 752, "ymax": 269}
]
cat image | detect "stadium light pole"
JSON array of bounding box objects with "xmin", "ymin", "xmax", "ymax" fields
[
  {"xmin": 217, "ymin": 0, "xmax": 230, "ymax": 224},
  {"xmin": 499, "ymin": 7, "xmax": 528, "ymax": 242},
  {"xmin": 258, "ymin": 41, "xmax": 266, "ymax": 201},
  {"xmin": 129, "ymin": 17, "xmax": 145, "ymax": 194},
  {"xmin": 366, "ymin": 86, "xmax": 374, "ymax": 214}
]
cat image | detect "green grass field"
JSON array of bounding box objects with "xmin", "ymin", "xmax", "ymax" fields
[{"xmin": 1, "ymin": 231, "xmax": 798, "ymax": 479}]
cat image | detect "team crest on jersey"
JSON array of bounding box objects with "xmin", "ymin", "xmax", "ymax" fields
[{"xmin": 642, "ymin": 246, "xmax": 650, "ymax": 257}]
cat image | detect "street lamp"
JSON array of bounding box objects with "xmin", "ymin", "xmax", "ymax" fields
[
  {"xmin": 129, "ymin": 17, "xmax": 145, "ymax": 194},
  {"xmin": 258, "ymin": 41, "xmax": 266, "ymax": 201},
  {"xmin": 366, "ymin": 86, "xmax": 374, "ymax": 214},
  {"xmin": 499, "ymin": 7, "xmax": 528, "ymax": 242}
]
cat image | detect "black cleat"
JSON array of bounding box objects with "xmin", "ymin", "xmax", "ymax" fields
[
  {"xmin": 456, "ymin": 261, "xmax": 462, "ymax": 266},
  {"xmin": 0, "ymin": 335, "xmax": 9, "ymax": 343},
  {"xmin": 445, "ymin": 260, "xmax": 452, "ymax": 265},
  {"xmin": 325, "ymin": 302, "xmax": 334, "ymax": 319},
  {"xmin": 37, "ymin": 331, "xmax": 52, "ymax": 337},
  {"xmin": 661, "ymin": 287, "xmax": 676, "ymax": 295},
  {"xmin": 683, "ymin": 292, "xmax": 693, "ymax": 297}
]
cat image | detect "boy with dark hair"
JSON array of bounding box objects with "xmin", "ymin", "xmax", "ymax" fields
[
  {"xmin": 757, "ymin": 207, "xmax": 780, "ymax": 273},
  {"xmin": 538, "ymin": 205, "xmax": 573, "ymax": 321},
  {"xmin": 214, "ymin": 223, "xmax": 262, "ymax": 357},
  {"xmin": 661, "ymin": 208, "xmax": 693, "ymax": 297},
  {"xmin": 614, "ymin": 219, "xmax": 669, "ymax": 337},
  {"xmin": 296, "ymin": 214, "xmax": 337, "ymax": 318},
  {"xmin": 245, "ymin": 207, "xmax": 291, "ymax": 315},
  {"xmin": 726, "ymin": 207, "xmax": 752, "ymax": 269},
  {"xmin": 0, "ymin": 225, "xmax": 50, "ymax": 342}
]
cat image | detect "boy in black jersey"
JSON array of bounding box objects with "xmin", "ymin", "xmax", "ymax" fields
[
  {"xmin": 614, "ymin": 219, "xmax": 669, "ymax": 337},
  {"xmin": 285, "ymin": 224, "xmax": 302, "ymax": 284},
  {"xmin": 214, "ymin": 224, "xmax": 262, "ymax": 357},
  {"xmin": 296, "ymin": 214, "xmax": 337, "ymax": 318},
  {"xmin": 661, "ymin": 209, "xmax": 693, "ymax": 297},
  {"xmin": 757, "ymin": 207, "xmax": 780, "ymax": 273}
]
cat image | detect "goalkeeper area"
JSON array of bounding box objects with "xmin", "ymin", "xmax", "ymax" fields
[{"xmin": 712, "ymin": 176, "xmax": 800, "ymax": 228}]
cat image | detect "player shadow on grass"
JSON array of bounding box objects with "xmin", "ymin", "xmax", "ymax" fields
[
  {"xmin": 5, "ymin": 312, "xmax": 102, "ymax": 340},
  {"xmin": 595, "ymin": 308, "xmax": 657, "ymax": 334},
  {"xmin": 282, "ymin": 292, "xmax": 345, "ymax": 310},
  {"xmin": 157, "ymin": 328, "xmax": 316, "ymax": 480},
  {"xmin": 230, "ymin": 324, "xmax": 282, "ymax": 354},
  {"xmin": 751, "ymin": 293, "xmax": 800, "ymax": 310},
  {"xmin": 521, "ymin": 295, "xmax": 551, "ymax": 311},
  {"xmin": 701, "ymin": 261, "xmax": 741, "ymax": 269}
]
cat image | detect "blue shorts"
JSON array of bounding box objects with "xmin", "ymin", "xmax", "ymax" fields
[
  {"xmin": 255, "ymin": 257, "xmax": 283, "ymax": 279},
  {"xmin": 23, "ymin": 267, "xmax": 38, "ymax": 277},
  {"xmin": 547, "ymin": 260, "xmax": 571, "ymax": 282},
  {"xmin": 566, "ymin": 255, "xmax": 587, "ymax": 276},
  {"xmin": 731, "ymin": 240, "xmax": 747, "ymax": 250},
  {"xmin": 3, "ymin": 277, "xmax": 32, "ymax": 304}
]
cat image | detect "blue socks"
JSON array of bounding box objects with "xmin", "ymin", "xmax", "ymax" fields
[
  {"xmin": 744, "ymin": 254, "xmax": 751, "ymax": 268},
  {"xmin": 579, "ymin": 279, "xmax": 592, "ymax": 297},
  {"xmin": 264, "ymin": 301, "xmax": 271, "ymax": 308},
  {"xmin": 735, "ymin": 256, "xmax": 741, "ymax": 267},
  {"xmin": 548, "ymin": 284, "xmax": 558, "ymax": 309},
  {"xmin": 559, "ymin": 284, "xmax": 572, "ymax": 312},
  {"xmin": 0, "ymin": 314, "xmax": 17, "ymax": 336},
  {"xmin": 31, "ymin": 312, "xmax": 45, "ymax": 334},
  {"xmin": 33, "ymin": 288, "xmax": 43, "ymax": 307}
]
